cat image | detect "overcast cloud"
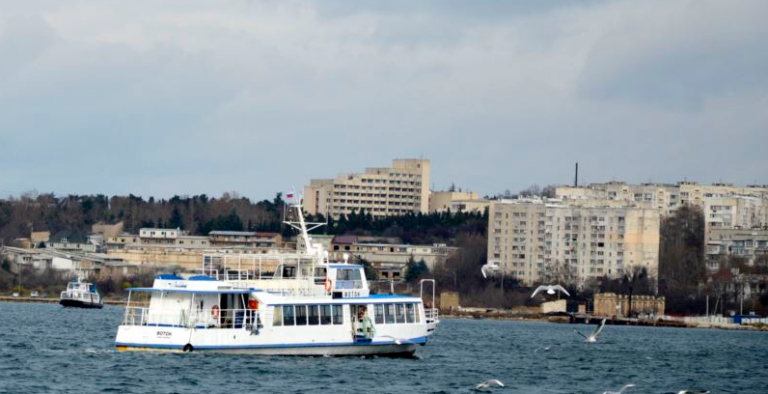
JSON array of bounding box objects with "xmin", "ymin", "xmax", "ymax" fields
[{"xmin": 0, "ymin": 0, "xmax": 766, "ymax": 199}]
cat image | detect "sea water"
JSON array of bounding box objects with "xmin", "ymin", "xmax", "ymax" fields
[{"xmin": 1, "ymin": 302, "xmax": 766, "ymax": 393}]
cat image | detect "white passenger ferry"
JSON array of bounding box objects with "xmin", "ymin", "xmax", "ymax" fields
[
  {"xmin": 60, "ymin": 276, "xmax": 103, "ymax": 309},
  {"xmin": 114, "ymin": 196, "xmax": 439, "ymax": 356}
]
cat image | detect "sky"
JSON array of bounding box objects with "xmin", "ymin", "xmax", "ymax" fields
[{"xmin": 0, "ymin": 0, "xmax": 766, "ymax": 200}]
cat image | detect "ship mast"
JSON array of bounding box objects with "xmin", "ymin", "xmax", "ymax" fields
[{"xmin": 282, "ymin": 191, "xmax": 326, "ymax": 257}]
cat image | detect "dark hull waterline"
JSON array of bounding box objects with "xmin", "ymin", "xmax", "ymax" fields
[{"xmin": 60, "ymin": 299, "xmax": 103, "ymax": 309}]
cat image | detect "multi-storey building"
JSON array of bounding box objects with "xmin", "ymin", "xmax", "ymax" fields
[
  {"xmin": 303, "ymin": 159, "xmax": 430, "ymax": 219},
  {"xmin": 557, "ymin": 181, "xmax": 768, "ymax": 232},
  {"xmin": 487, "ymin": 199, "xmax": 660, "ymax": 286},
  {"xmin": 707, "ymin": 228, "xmax": 768, "ymax": 266}
]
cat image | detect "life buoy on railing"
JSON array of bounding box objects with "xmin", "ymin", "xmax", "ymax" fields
[
  {"xmin": 211, "ymin": 305, "xmax": 220, "ymax": 319},
  {"xmin": 248, "ymin": 299, "xmax": 258, "ymax": 310},
  {"xmin": 324, "ymin": 277, "xmax": 333, "ymax": 293}
]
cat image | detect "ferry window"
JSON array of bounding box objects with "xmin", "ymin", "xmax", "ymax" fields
[
  {"xmin": 396, "ymin": 304, "xmax": 405, "ymax": 324},
  {"xmin": 282, "ymin": 266, "xmax": 296, "ymax": 278},
  {"xmin": 406, "ymin": 304, "xmax": 415, "ymax": 323},
  {"xmin": 314, "ymin": 267, "xmax": 327, "ymax": 285},
  {"xmin": 308, "ymin": 305, "xmax": 319, "ymax": 325},
  {"xmin": 283, "ymin": 305, "xmax": 295, "ymax": 326},
  {"xmin": 296, "ymin": 305, "xmax": 308, "ymax": 325},
  {"xmin": 336, "ymin": 269, "xmax": 364, "ymax": 289},
  {"xmin": 374, "ymin": 305, "xmax": 384, "ymax": 324},
  {"xmin": 320, "ymin": 305, "xmax": 332, "ymax": 325},
  {"xmin": 332, "ymin": 305, "xmax": 343, "ymax": 325},
  {"xmin": 415, "ymin": 305, "xmax": 421, "ymax": 323},
  {"xmin": 385, "ymin": 304, "xmax": 395, "ymax": 324},
  {"xmin": 273, "ymin": 306, "xmax": 283, "ymax": 327}
]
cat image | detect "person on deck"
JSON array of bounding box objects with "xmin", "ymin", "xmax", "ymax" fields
[{"xmin": 357, "ymin": 307, "xmax": 375, "ymax": 340}]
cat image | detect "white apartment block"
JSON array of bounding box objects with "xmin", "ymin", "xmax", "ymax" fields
[
  {"xmin": 488, "ymin": 199, "xmax": 660, "ymax": 286},
  {"xmin": 304, "ymin": 159, "xmax": 430, "ymax": 219},
  {"xmin": 557, "ymin": 181, "xmax": 768, "ymax": 232}
]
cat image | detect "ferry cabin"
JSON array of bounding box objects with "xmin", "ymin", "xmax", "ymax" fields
[
  {"xmin": 60, "ymin": 278, "xmax": 103, "ymax": 309},
  {"xmin": 115, "ymin": 265, "xmax": 438, "ymax": 355}
]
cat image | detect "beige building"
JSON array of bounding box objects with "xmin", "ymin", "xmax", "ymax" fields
[
  {"xmin": 208, "ymin": 231, "xmax": 282, "ymax": 249},
  {"xmin": 488, "ymin": 199, "xmax": 660, "ymax": 286},
  {"xmin": 30, "ymin": 231, "xmax": 51, "ymax": 245},
  {"xmin": 593, "ymin": 293, "xmax": 665, "ymax": 317},
  {"xmin": 304, "ymin": 159, "xmax": 430, "ymax": 219},
  {"xmin": 429, "ymin": 191, "xmax": 490, "ymax": 214},
  {"xmin": 429, "ymin": 191, "xmax": 480, "ymax": 213},
  {"xmin": 91, "ymin": 222, "xmax": 125, "ymax": 238}
]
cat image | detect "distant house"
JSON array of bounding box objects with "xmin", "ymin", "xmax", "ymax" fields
[{"xmin": 329, "ymin": 236, "xmax": 458, "ymax": 279}]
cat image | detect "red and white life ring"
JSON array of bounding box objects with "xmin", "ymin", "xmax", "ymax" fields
[
  {"xmin": 248, "ymin": 299, "xmax": 259, "ymax": 310},
  {"xmin": 324, "ymin": 277, "xmax": 333, "ymax": 292},
  {"xmin": 211, "ymin": 305, "xmax": 220, "ymax": 319}
]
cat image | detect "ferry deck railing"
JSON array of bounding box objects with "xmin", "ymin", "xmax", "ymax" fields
[
  {"xmin": 122, "ymin": 307, "xmax": 269, "ymax": 330},
  {"xmin": 419, "ymin": 279, "xmax": 439, "ymax": 324},
  {"xmin": 424, "ymin": 308, "xmax": 439, "ymax": 324}
]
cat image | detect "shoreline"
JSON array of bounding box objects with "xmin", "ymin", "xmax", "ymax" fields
[
  {"xmin": 3, "ymin": 297, "xmax": 765, "ymax": 332},
  {"xmin": 0, "ymin": 296, "xmax": 124, "ymax": 306},
  {"xmin": 440, "ymin": 310, "xmax": 768, "ymax": 332}
]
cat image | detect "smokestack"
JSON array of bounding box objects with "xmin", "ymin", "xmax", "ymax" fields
[{"xmin": 574, "ymin": 162, "xmax": 579, "ymax": 187}]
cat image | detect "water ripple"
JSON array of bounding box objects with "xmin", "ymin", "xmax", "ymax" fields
[{"xmin": 1, "ymin": 303, "xmax": 767, "ymax": 393}]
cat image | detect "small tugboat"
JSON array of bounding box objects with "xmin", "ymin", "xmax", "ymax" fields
[
  {"xmin": 60, "ymin": 276, "xmax": 103, "ymax": 309},
  {"xmin": 114, "ymin": 193, "xmax": 439, "ymax": 355}
]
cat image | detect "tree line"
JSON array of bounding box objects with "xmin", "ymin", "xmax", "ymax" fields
[{"xmin": 0, "ymin": 192, "xmax": 488, "ymax": 245}]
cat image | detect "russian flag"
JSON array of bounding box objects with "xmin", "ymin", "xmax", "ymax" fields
[{"xmin": 285, "ymin": 192, "xmax": 294, "ymax": 199}]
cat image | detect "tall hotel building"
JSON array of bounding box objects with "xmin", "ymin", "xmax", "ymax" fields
[
  {"xmin": 304, "ymin": 159, "xmax": 430, "ymax": 219},
  {"xmin": 488, "ymin": 199, "xmax": 660, "ymax": 286}
]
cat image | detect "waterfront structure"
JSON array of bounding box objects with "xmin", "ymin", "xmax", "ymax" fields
[
  {"xmin": 487, "ymin": 199, "xmax": 660, "ymax": 286},
  {"xmin": 303, "ymin": 159, "xmax": 430, "ymax": 219},
  {"xmin": 113, "ymin": 198, "xmax": 440, "ymax": 355},
  {"xmin": 330, "ymin": 236, "xmax": 457, "ymax": 279},
  {"xmin": 593, "ymin": 293, "xmax": 665, "ymax": 317}
]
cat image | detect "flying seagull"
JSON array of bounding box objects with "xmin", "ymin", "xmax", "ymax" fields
[
  {"xmin": 481, "ymin": 261, "xmax": 500, "ymax": 278},
  {"xmin": 602, "ymin": 384, "xmax": 635, "ymax": 394},
  {"xmin": 474, "ymin": 379, "xmax": 504, "ymax": 392},
  {"xmin": 531, "ymin": 285, "xmax": 570, "ymax": 298},
  {"xmin": 675, "ymin": 390, "xmax": 710, "ymax": 394},
  {"xmin": 574, "ymin": 318, "xmax": 606, "ymax": 343}
]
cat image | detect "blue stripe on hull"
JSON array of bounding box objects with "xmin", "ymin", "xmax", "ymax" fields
[{"xmin": 115, "ymin": 336, "xmax": 427, "ymax": 351}]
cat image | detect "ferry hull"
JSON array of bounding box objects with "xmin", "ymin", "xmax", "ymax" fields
[
  {"xmin": 59, "ymin": 299, "xmax": 103, "ymax": 309},
  {"xmin": 116, "ymin": 343, "xmax": 417, "ymax": 357}
]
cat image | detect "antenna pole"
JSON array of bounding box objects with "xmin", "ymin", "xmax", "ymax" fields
[{"xmin": 574, "ymin": 162, "xmax": 579, "ymax": 187}]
